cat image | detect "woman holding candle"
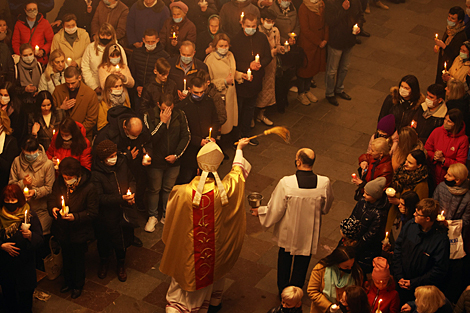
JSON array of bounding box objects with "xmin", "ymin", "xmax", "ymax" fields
[
  {"xmin": 0, "ymin": 111, "xmax": 19, "ymax": 192},
  {"xmin": 0, "ymin": 184, "xmax": 43, "ymax": 313},
  {"xmin": 47, "ymin": 157, "xmax": 98, "ymax": 299},
  {"xmin": 442, "ymin": 41, "xmax": 470, "ymax": 84},
  {"xmin": 97, "ymin": 74, "xmax": 131, "ymax": 131},
  {"xmin": 98, "ymin": 44, "xmax": 135, "ymax": 92},
  {"xmin": 445, "ymin": 79, "xmax": 470, "ymax": 137},
  {"xmin": 400, "ymin": 286, "xmax": 452, "ymax": 313},
  {"xmin": 0, "ymin": 81, "xmax": 28, "ymax": 145},
  {"xmin": 38, "ymin": 49, "xmax": 68, "ymax": 95},
  {"xmin": 365, "ymin": 257, "xmax": 400, "ymax": 313},
  {"xmin": 28, "ymin": 91, "xmax": 62, "ymax": 150},
  {"xmin": 307, "ymin": 245, "xmax": 363, "ymax": 313}
]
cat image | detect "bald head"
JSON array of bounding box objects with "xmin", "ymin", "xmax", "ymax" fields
[
  {"xmin": 296, "ymin": 148, "xmax": 315, "ymax": 169},
  {"xmin": 123, "ymin": 117, "xmax": 143, "ymax": 138}
]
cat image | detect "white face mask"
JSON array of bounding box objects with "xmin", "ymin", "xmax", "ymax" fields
[
  {"xmin": 64, "ymin": 177, "xmax": 77, "ymax": 185},
  {"xmin": 64, "ymin": 26, "xmax": 77, "ymax": 34},
  {"xmin": 22, "ymin": 55, "xmax": 35, "ymax": 64},
  {"xmin": 145, "ymin": 43, "xmax": 156, "ymax": 51},
  {"xmin": 263, "ymin": 22, "xmax": 273, "ymax": 29},
  {"xmin": 111, "ymin": 88, "xmax": 123, "ymax": 96},
  {"xmin": 110, "ymin": 57, "xmax": 121, "ymax": 65},
  {"xmin": 425, "ymin": 98, "xmax": 436, "ymax": 109},
  {"xmin": 217, "ymin": 47, "xmax": 228, "ymax": 55},
  {"xmin": 1, "ymin": 96, "xmax": 10, "ymax": 105},
  {"xmin": 399, "ymin": 87, "xmax": 410, "ymax": 98},
  {"xmin": 106, "ymin": 156, "xmax": 117, "ymax": 165}
]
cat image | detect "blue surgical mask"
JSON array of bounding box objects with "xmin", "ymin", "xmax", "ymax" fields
[
  {"xmin": 191, "ymin": 93, "xmax": 204, "ymax": 101},
  {"xmin": 244, "ymin": 28, "xmax": 256, "ymax": 36},
  {"xmin": 180, "ymin": 55, "xmax": 193, "ymax": 64},
  {"xmin": 280, "ymin": 0, "xmax": 290, "ymax": 8},
  {"xmin": 460, "ymin": 52, "xmax": 468, "ymax": 60},
  {"xmin": 448, "ymin": 19, "xmax": 456, "ymax": 27},
  {"xmin": 24, "ymin": 152, "xmax": 39, "ymax": 162},
  {"xmin": 110, "ymin": 57, "xmax": 121, "ymax": 65},
  {"xmin": 173, "ymin": 17, "xmax": 183, "ymax": 23}
]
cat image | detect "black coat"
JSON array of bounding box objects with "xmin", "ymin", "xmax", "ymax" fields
[
  {"xmin": 378, "ymin": 91, "xmax": 425, "ymax": 132},
  {"xmin": 0, "ymin": 209, "xmax": 43, "ymax": 291},
  {"xmin": 195, "ymin": 29, "xmax": 214, "ymax": 61},
  {"xmin": 436, "ymin": 29, "xmax": 467, "ymax": 85},
  {"xmin": 47, "ymin": 167, "xmax": 99, "ymax": 244},
  {"xmin": 139, "ymin": 78, "xmax": 178, "ymax": 118},
  {"xmin": 55, "ymin": 0, "xmax": 99, "ymax": 34},
  {"xmin": 0, "ymin": 134, "xmax": 19, "ymax": 191},
  {"xmin": 412, "ymin": 105, "xmax": 445, "ymax": 144},
  {"xmin": 129, "ymin": 43, "xmax": 170, "ymax": 88},
  {"xmin": 324, "ymin": 0, "xmax": 364, "ymax": 50},
  {"xmin": 0, "ymin": 42, "xmax": 14, "ymax": 85}
]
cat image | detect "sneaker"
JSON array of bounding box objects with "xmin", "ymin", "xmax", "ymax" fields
[
  {"xmin": 160, "ymin": 217, "xmax": 165, "ymax": 225},
  {"xmin": 375, "ymin": 0, "xmax": 389, "ymax": 9},
  {"xmin": 297, "ymin": 93, "xmax": 311, "ymax": 106},
  {"xmin": 305, "ymin": 91, "xmax": 318, "ymax": 103},
  {"xmin": 249, "ymin": 138, "xmax": 259, "ymax": 146},
  {"xmin": 256, "ymin": 114, "xmax": 274, "ymax": 126},
  {"xmin": 144, "ymin": 216, "xmax": 158, "ymax": 233},
  {"xmin": 289, "ymin": 86, "xmax": 298, "ymax": 93}
]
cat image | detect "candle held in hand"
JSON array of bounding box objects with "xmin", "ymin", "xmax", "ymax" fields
[
  {"xmin": 53, "ymin": 129, "xmax": 56, "ymax": 136},
  {"xmin": 437, "ymin": 210, "xmax": 445, "ymax": 221},
  {"xmin": 284, "ymin": 41, "xmax": 289, "ymax": 52},
  {"xmin": 255, "ymin": 54, "xmax": 260, "ymax": 63},
  {"xmin": 183, "ymin": 78, "xmax": 187, "ymax": 91},
  {"xmin": 351, "ymin": 173, "xmax": 357, "ymax": 179},
  {"xmin": 25, "ymin": 209, "xmax": 28, "ymax": 224},
  {"xmin": 247, "ymin": 68, "xmax": 251, "ymax": 80},
  {"xmin": 35, "ymin": 45, "xmax": 40, "ymax": 54},
  {"xmin": 240, "ymin": 12, "xmax": 244, "ymax": 22},
  {"xmin": 144, "ymin": 154, "xmax": 150, "ymax": 164},
  {"xmin": 23, "ymin": 187, "xmax": 29, "ymax": 196},
  {"xmin": 411, "ymin": 120, "xmax": 417, "ymax": 128},
  {"xmin": 376, "ymin": 299, "xmax": 383, "ymax": 313},
  {"xmin": 209, "ymin": 127, "xmax": 212, "ymax": 139},
  {"xmin": 115, "ymin": 64, "xmax": 120, "ymax": 71},
  {"xmin": 289, "ymin": 32, "xmax": 296, "ymax": 39},
  {"xmin": 127, "ymin": 189, "xmax": 131, "ymax": 196},
  {"xmin": 352, "ymin": 24, "xmax": 359, "ymax": 35},
  {"xmin": 385, "ymin": 187, "xmax": 396, "ymax": 197},
  {"xmin": 172, "ymin": 32, "xmax": 176, "ymax": 39},
  {"xmin": 435, "ymin": 33, "xmax": 438, "ymax": 39},
  {"xmin": 382, "ymin": 232, "xmax": 389, "ymax": 245},
  {"xmin": 66, "ymin": 57, "xmax": 72, "ymax": 66}
]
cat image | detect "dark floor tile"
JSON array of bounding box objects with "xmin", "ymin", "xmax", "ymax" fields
[
  {"xmin": 126, "ymin": 246, "xmax": 163, "ymax": 274},
  {"xmin": 70, "ymin": 280, "xmax": 121, "ymax": 312},
  {"xmin": 240, "ymin": 234, "xmax": 275, "ymax": 263},
  {"xmin": 102, "ymin": 294, "xmax": 163, "ymax": 313},
  {"xmin": 142, "ymin": 281, "xmax": 170, "ymax": 308},
  {"xmin": 225, "ymin": 257, "xmax": 272, "ymax": 287},
  {"xmin": 149, "ymin": 239, "xmax": 165, "ymax": 254}
]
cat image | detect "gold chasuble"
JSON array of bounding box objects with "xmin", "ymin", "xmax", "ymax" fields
[{"xmin": 160, "ymin": 148, "xmax": 251, "ymax": 292}]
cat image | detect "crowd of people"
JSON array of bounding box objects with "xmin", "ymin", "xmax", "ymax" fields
[{"xmin": 1, "ymin": 0, "xmax": 470, "ymax": 312}]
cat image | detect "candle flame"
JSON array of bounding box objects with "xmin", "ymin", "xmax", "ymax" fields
[
  {"xmin": 444, "ymin": 62, "xmax": 447, "ymax": 69},
  {"xmin": 127, "ymin": 189, "xmax": 131, "ymax": 196},
  {"xmin": 441, "ymin": 210, "xmax": 444, "ymax": 215},
  {"xmin": 116, "ymin": 64, "xmax": 120, "ymax": 70},
  {"xmin": 435, "ymin": 33, "xmax": 438, "ymax": 38},
  {"xmin": 379, "ymin": 299, "xmax": 383, "ymax": 303},
  {"xmin": 35, "ymin": 45, "xmax": 39, "ymax": 50},
  {"xmin": 385, "ymin": 232, "xmax": 389, "ymax": 237},
  {"xmin": 24, "ymin": 187, "xmax": 29, "ymax": 194},
  {"xmin": 53, "ymin": 129, "xmax": 56, "ymax": 135},
  {"xmin": 172, "ymin": 32, "xmax": 176, "ymax": 38}
]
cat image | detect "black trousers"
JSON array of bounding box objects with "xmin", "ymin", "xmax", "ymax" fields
[
  {"xmin": 62, "ymin": 242, "xmax": 88, "ymax": 289},
  {"xmin": 277, "ymin": 247, "xmax": 311, "ymax": 295},
  {"xmin": 275, "ymin": 67, "xmax": 297, "ymax": 112},
  {"xmin": 0, "ymin": 281, "xmax": 34, "ymax": 313}
]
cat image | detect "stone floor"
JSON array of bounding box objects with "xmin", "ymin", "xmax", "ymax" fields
[{"xmin": 27, "ymin": 0, "xmax": 462, "ymax": 311}]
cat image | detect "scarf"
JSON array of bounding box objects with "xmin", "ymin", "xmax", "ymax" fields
[
  {"xmin": 422, "ymin": 102, "xmax": 444, "ymax": 119},
  {"xmin": 207, "ymin": 14, "xmax": 220, "ymax": 39},
  {"xmin": 303, "ymin": 0, "xmax": 324, "ymax": 14},
  {"xmin": 447, "ymin": 179, "xmax": 469, "ymax": 196},
  {"xmin": 0, "ymin": 203, "xmax": 30, "ymax": 239},
  {"xmin": 18, "ymin": 58, "xmax": 41, "ymax": 87},
  {"xmin": 445, "ymin": 22, "xmax": 465, "ymax": 46},
  {"xmin": 392, "ymin": 162, "xmax": 428, "ymax": 193},
  {"xmin": 109, "ymin": 93, "xmax": 127, "ymax": 106},
  {"xmin": 64, "ymin": 30, "xmax": 77, "ymax": 47},
  {"xmin": 323, "ymin": 266, "xmax": 354, "ymax": 303}
]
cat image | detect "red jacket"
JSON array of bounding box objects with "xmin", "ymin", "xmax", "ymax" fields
[
  {"xmin": 366, "ymin": 278, "xmax": 400, "ymax": 313},
  {"xmin": 425, "ymin": 124, "xmax": 469, "ymax": 186},
  {"xmin": 358, "ymin": 154, "xmax": 393, "ymax": 187},
  {"xmin": 46, "ymin": 122, "xmax": 92, "ymax": 170},
  {"xmin": 12, "ymin": 13, "xmax": 54, "ymax": 65}
]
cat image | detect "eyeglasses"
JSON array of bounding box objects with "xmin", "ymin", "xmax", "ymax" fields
[{"xmin": 414, "ymin": 212, "xmax": 427, "ymax": 217}]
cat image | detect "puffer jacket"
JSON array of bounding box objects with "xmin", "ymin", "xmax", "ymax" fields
[
  {"xmin": 358, "ymin": 154, "xmax": 393, "ymax": 187},
  {"xmin": 425, "ymin": 124, "xmax": 469, "ymax": 186},
  {"xmin": 8, "ymin": 145, "xmax": 55, "ymax": 235},
  {"xmin": 366, "ymin": 277, "xmax": 400, "ymax": 313},
  {"xmin": 454, "ymin": 289, "xmax": 470, "ymax": 313},
  {"xmin": 126, "ymin": 0, "xmax": 170, "ymax": 45},
  {"xmin": 129, "ymin": 42, "xmax": 169, "ymax": 88},
  {"xmin": 12, "ymin": 12, "xmax": 54, "ymax": 65}
]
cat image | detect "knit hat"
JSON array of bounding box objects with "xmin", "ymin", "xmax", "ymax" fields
[
  {"xmin": 377, "ymin": 114, "xmax": 395, "ymax": 136},
  {"xmin": 340, "ymin": 218, "xmax": 361, "ymax": 239},
  {"xmin": 364, "ymin": 177, "xmax": 386, "ymax": 199},
  {"xmin": 372, "ymin": 257, "xmax": 390, "ymax": 281},
  {"xmin": 170, "ymin": 1, "xmax": 188, "ymax": 14},
  {"xmin": 95, "ymin": 140, "xmax": 117, "ymax": 161}
]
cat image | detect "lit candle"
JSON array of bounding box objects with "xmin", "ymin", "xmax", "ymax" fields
[
  {"xmin": 35, "ymin": 45, "xmax": 40, "ymax": 54},
  {"xmin": 435, "ymin": 33, "xmax": 438, "ymax": 39},
  {"xmin": 23, "ymin": 187, "xmax": 29, "ymax": 196},
  {"xmin": 24, "ymin": 209, "xmax": 28, "ymax": 224},
  {"xmin": 382, "ymin": 232, "xmax": 389, "ymax": 245},
  {"xmin": 61, "ymin": 196, "xmax": 65, "ymax": 212},
  {"xmin": 21, "ymin": 209, "xmax": 30, "ymax": 231},
  {"xmin": 442, "ymin": 62, "xmax": 447, "ymax": 74},
  {"xmin": 66, "ymin": 57, "xmax": 72, "ymax": 66},
  {"xmin": 437, "ymin": 210, "xmax": 445, "ymax": 222},
  {"xmin": 127, "ymin": 189, "xmax": 131, "ymax": 196},
  {"xmin": 53, "ymin": 129, "xmax": 56, "ymax": 136},
  {"xmin": 385, "ymin": 187, "xmax": 396, "ymax": 197},
  {"xmin": 183, "ymin": 78, "xmax": 187, "ymax": 91},
  {"xmin": 61, "ymin": 196, "xmax": 69, "ymax": 216},
  {"xmin": 172, "ymin": 32, "xmax": 176, "ymax": 39},
  {"xmin": 247, "ymin": 68, "xmax": 251, "ymax": 80},
  {"xmin": 115, "ymin": 64, "xmax": 120, "ymax": 71},
  {"xmin": 411, "ymin": 120, "xmax": 417, "ymax": 128},
  {"xmin": 331, "ymin": 304, "xmax": 339, "ymax": 311},
  {"xmin": 144, "ymin": 154, "xmax": 150, "ymax": 163},
  {"xmin": 351, "ymin": 173, "xmax": 357, "ymax": 179},
  {"xmin": 376, "ymin": 299, "xmax": 383, "ymax": 313},
  {"xmin": 209, "ymin": 127, "xmax": 212, "ymax": 139},
  {"xmin": 289, "ymin": 32, "xmax": 296, "ymax": 39},
  {"xmin": 255, "ymin": 54, "xmax": 260, "ymax": 63},
  {"xmin": 352, "ymin": 24, "xmax": 359, "ymax": 34},
  {"xmin": 284, "ymin": 41, "xmax": 289, "ymax": 52},
  {"xmin": 240, "ymin": 12, "xmax": 244, "ymax": 22}
]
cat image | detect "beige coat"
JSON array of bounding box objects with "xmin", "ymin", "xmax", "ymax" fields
[
  {"xmin": 204, "ymin": 51, "xmax": 243, "ymax": 135},
  {"xmin": 51, "ymin": 28, "xmax": 90, "ymax": 67},
  {"xmin": 448, "ymin": 55, "xmax": 470, "ymax": 83}
]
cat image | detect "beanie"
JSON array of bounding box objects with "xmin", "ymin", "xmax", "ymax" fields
[
  {"xmin": 377, "ymin": 114, "xmax": 395, "ymax": 136},
  {"xmin": 95, "ymin": 140, "xmax": 117, "ymax": 161},
  {"xmin": 170, "ymin": 1, "xmax": 188, "ymax": 14},
  {"xmin": 372, "ymin": 257, "xmax": 390, "ymax": 281},
  {"xmin": 364, "ymin": 177, "xmax": 386, "ymax": 199},
  {"xmin": 340, "ymin": 218, "xmax": 361, "ymax": 240}
]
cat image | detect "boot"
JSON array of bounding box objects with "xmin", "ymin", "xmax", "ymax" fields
[
  {"xmin": 98, "ymin": 258, "xmax": 109, "ymax": 279},
  {"xmin": 117, "ymin": 259, "xmax": 127, "ymax": 282}
]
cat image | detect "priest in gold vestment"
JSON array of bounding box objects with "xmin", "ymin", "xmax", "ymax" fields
[{"xmin": 160, "ymin": 138, "xmax": 251, "ymax": 313}]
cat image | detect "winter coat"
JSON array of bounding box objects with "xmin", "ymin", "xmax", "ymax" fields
[
  {"xmin": 55, "ymin": 0, "xmax": 99, "ymax": 34},
  {"xmin": 433, "ymin": 180, "xmax": 470, "ymax": 253},
  {"xmin": 366, "ymin": 278, "xmax": 400, "ymax": 313},
  {"xmin": 448, "ymin": 54, "xmax": 470, "ymax": 83},
  {"xmin": 14, "ymin": 60, "xmax": 43, "ymax": 113},
  {"xmin": 195, "ymin": 29, "xmax": 219, "ymax": 61},
  {"xmin": 98, "ymin": 64, "xmax": 135, "ymax": 90},
  {"xmin": 168, "ymin": 55, "xmax": 209, "ymax": 93},
  {"xmin": 91, "ymin": 0, "xmax": 129, "ymax": 43},
  {"xmin": 219, "ymin": 0, "xmax": 260, "ymax": 38},
  {"xmin": 231, "ymin": 29, "xmax": 273, "ymax": 98},
  {"xmin": 267, "ymin": 1, "xmax": 300, "ymax": 43},
  {"xmin": 446, "ymin": 96, "xmax": 470, "ymax": 137},
  {"xmin": 52, "ymin": 82, "xmax": 99, "ymax": 140},
  {"xmin": 27, "ymin": 111, "xmax": 62, "ymax": 151},
  {"xmin": 256, "ymin": 25, "xmax": 280, "ymax": 109},
  {"xmin": 358, "ymin": 154, "xmax": 393, "ymax": 187},
  {"xmin": 392, "ymin": 220, "xmax": 449, "ymax": 290},
  {"xmin": 6, "ymin": 105, "xmax": 28, "ymax": 145},
  {"xmin": 38, "ymin": 67, "xmax": 67, "ymax": 95},
  {"xmin": 97, "ymin": 96, "xmax": 132, "ymax": 131},
  {"xmin": 159, "ymin": 17, "xmax": 197, "ymax": 57},
  {"xmin": 12, "ymin": 13, "xmax": 54, "ymax": 65},
  {"xmin": 436, "ymin": 27, "xmax": 467, "ymax": 85},
  {"xmin": 47, "ymin": 167, "xmax": 98, "ymax": 244},
  {"xmin": 206, "ymin": 84, "xmax": 227, "ymax": 126},
  {"xmin": 324, "ymin": 0, "xmax": 363, "ymax": 50},
  {"xmin": 46, "ymin": 122, "xmax": 92, "ymax": 170},
  {"xmin": 51, "ymin": 28, "xmax": 90, "ymax": 67},
  {"xmin": 412, "ymin": 102, "xmax": 447, "ymax": 144},
  {"xmin": 126, "ymin": 0, "xmax": 170, "ymax": 46},
  {"xmin": 143, "ymin": 106, "xmax": 190, "ymax": 169},
  {"xmin": 185, "ymin": 0, "xmax": 217, "ymax": 33},
  {"xmin": 378, "ymin": 87, "xmax": 426, "ymax": 132},
  {"xmin": 139, "ymin": 78, "xmax": 178, "ymax": 118},
  {"xmin": 81, "ymin": 42, "xmax": 128, "ymax": 91},
  {"xmin": 8, "ymin": 145, "xmax": 55, "ymax": 235},
  {"xmin": 406, "ymin": 298, "xmax": 453, "ymax": 313},
  {"xmin": 0, "ymin": 208, "xmax": 43, "ymax": 292},
  {"xmin": 129, "ymin": 42, "xmax": 169, "ymax": 88},
  {"xmin": 425, "ymin": 124, "xmax": 469, "ymax": 186},
  {"xmin": 0, "ymin": 134, "xmax": 19, "ymax": 191},
  {"xmin": 297, "ymin": 3, "xmax": 328, "ymax": 78},
  {"xmin": 454, "ymin": 289, "xmax": 470, "ymax": 313},
  {"xmin": 0, "ymin": 42, "xmax": 14, "ymax": 85}
]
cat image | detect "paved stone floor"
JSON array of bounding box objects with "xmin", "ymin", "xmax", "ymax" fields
[{"xmin": 28, "ymin": 0, "xmax": 462, "ymax": 311}]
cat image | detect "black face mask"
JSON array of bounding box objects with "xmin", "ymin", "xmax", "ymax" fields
[
  {"xmin": 339, "ymin": 302, "xmax": 348, "ymax": 312},
  {"xmin": 4, "ymin": 202, "xmax": 19, "ymax": 212},
  {"xmin": 281, "ymin": 307, "xmax": 302, "ymax": 313},
  {"xmin": 375, "ymin": 131, "xmax": 388, "ymax": 139},
  {"xmin": 294, "ymin": 159, "xmax": 297, "ymax": 168},
  {"xmin": 100, "ymin": 37, "xmax": 112, "ymax": 46},
  {"xmin": 339, "ymin": 267, "xmax": 352, "ymax": 274},
  {"xmin": 445, "ymin": 179, "xmax": 457, "ymax": 187}
]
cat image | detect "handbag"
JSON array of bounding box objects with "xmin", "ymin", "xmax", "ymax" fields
[
  {"xmin": 448, "ymin": 219, "xmax": 466, "ymax": 260},
  {"xmin": 43, "ymin": 236, "xmax": 63, "ymax": 280}
]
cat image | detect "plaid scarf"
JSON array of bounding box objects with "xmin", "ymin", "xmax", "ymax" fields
[{"xmin": 392, "ymin": 163, "xmax": 428, "ymax": 193}]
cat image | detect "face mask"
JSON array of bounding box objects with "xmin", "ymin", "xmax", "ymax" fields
[
  {"xmin": 399, "ymin": 87, "xmax": 410, "ymax": 98},
  {"xmin": 111, "ymin": 88, "xmax": 123, "ymax": 96},
  {"xmin": 217, "ymin": 47, "xmax": 228, "ymax": 55},
  {"xmin": 375, "ymin": 131, "xmax": 388, "ymax": 139},
  {"xmin": 24, "ymin": 152, "xmax": 39, "ymax": 162},
  {"xmin": 180, "ymin": 55, "xmax": 193, "ymax": 64},
  {"xmin": 467, "ymin": 8, "xmax": 470, "ymax": 16},
  {"xmin": 173, "ymin": 17, "xmax": 183, "ymax": 23},
  {"xmin": 1, "ymin": 96, "xmax": 10, "ymax": 105},
  {"xmin": 445, "ymin": 179, "xmax": 457, "ymax": 187},
  {"xmin": 145, "ymin": 43, "xmax": 156, "ymax": 51},
  {"xmin": 281, "ymin": 307, "xmax": 302, "ymax": 313},
  {"xmin": 26, "ymin": 9, "xmax": 38, "ymax": 19},
  {"xmin": 444, "ymin": 122, "xmax": 453, "ymax": 131},
  {"xmin": 310, "ymin": 0, "xmax": 320, "ymax": 3},
  {"xmin": 263, "ymin": 22, "xmax": 273, "ymax": 29},
  {"xmin": 4, "ymin": 202, "xmax": 19, "ymax": 212},
  {"xmin": 106, "ymin": 156, "xmax": 117, "ymax": 166},
  {"xmin": 127, "ymin": 133, "xmax": 138, "ymax": 140},
  {"xmin": 425, "ymin": 98, "xmax": 436, "ymax": 109},
  {"xmin": 338, "ymin": 267, "xmax": 352, "ymax": 274},
  {"xmin": 100, "ymin": 37, "xmax": 112, "ymax": 46},
  {"xmin": 448, "ymin": 19, "xmax": 456, "ymax": 27},
  {"xmin": 460, "ymin": 52, "xmax": 468, "ymax": 60},
  {"xmin": 191, "ymin": 93, "xmax": 205, "ymax": 101},
  {"xmin": 103, "ymin": 0, "xmax": 111, "ymax": 5},
  {"xmin": 280, "ymin": 0, "xmax": 290, "ymax": 8},
  {"xmin": 64, "ymin": 26, "xmax": 77, "ymax": 34},
  {"xmin": 22, "ymin": 55, "xmax": 35, "ymax": 64},
  {"xmin": 0, "ymin": 32, "xmax": 6, "ymax": 41},
  {"xmin": 244, "ymin": 28, "xmax": 256, "ymax": 36},
  {"xmin": 110, "ymin": 57, "xmax": 121, "ymax": 65},
  {"xmin": 339, "ymin": 303, "xmax": 348, "ymax": 313},
  {"xmin": 237, "ymin": 0, "xmax": 246, "ymax": 2},
  {"xmin": 65, "ymin": 177, "xmax": 77, "ymax": 185}
]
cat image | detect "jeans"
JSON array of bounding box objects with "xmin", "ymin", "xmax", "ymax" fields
[
  {"xmin": 237, "ymin": 95, "xmax": 257, "ymax": 137},
  {"xmin": 297, "ymin": 76, "xmax": 312, "ymax": 94},
  {"xmin": 147, "ymin": 166, "xmax": 180, "ymax": 218},
  {"xmin": 325, "ymin": 45, "xmax": 353, "ymax": 97},
  {"xmin": 277, "ymin": 247, "xmax": 311, "ymax": 295}
]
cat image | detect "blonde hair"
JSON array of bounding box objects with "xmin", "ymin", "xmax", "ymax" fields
[
  {"xmin": 394, "ymin": 126, "xmax": 418, "ymax": 166},
  {"xmin": 371, "ymin": 137, "xmax": 390, "ymax": 156},
  {"xmin": 0, "ymin": 109, "xmax": 13, "ymax": 135},
  {"xmin": 446, "ymin": 78, "xmax": 466, "ymax": 101},
  {"xmin": 45, "ymin": 49, "xmax": 65, "ymax": 82},
  {"xmin": 281, "ymin": 286, "xmax": 303, "ymax": 304},
  {"xmin": 415, "ymin": 286, "xmax": 446, "ymax": 313},
  {"xmin": 448, "ymin": 163, "xmax": 469, "ymax": 181},
  {"xmin": 94, "ymin": 23, "xmax": 117, "ymax": 56},
  {"xmin": 102, "ymin": 74, "xmax": 122, "ymax": 106}
]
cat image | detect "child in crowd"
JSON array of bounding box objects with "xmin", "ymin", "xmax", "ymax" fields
[{"xmin": 268, "ymin": 286, "xmax": 303, "ymax": 313}]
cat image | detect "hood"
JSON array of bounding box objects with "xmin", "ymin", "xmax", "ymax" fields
[
  {"xmin": 230, "ymin": 0, "xmax": 253, "ymax": 8},
  {"xmin": 420, "ymin": 101, "xmax": 447, "ymax": 118},
  {"xmin": 390, "ymin": 86, "xmax": 425, "ymax": 108},
  {"xmin": 444, "ymin": 122, "xmax": 466, "ymax": 138},
  {"xmin": 52, "ymin": 121, "xmax": 87, "ymax": 142},
  {"xmin": 58, "ymin": 165, "xmax": 92, "ymax": 191},
  {"xmin": 92, "ymin": 153, "xmax": 126, "ymax": 174},
  {"xmin": 106, "ymin": 106, "xmax": 138, "ymax": 139},
  {"xmin": 18, "ymin": 144, "xmax": 48, "ymax": 172},
  {"xmin": 136, "ymin": 0, "xmax": 166, "ymax": 12},
  {"xmin": 366, "ymin": 192, "xmax": 389, "ymax": 211}
]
